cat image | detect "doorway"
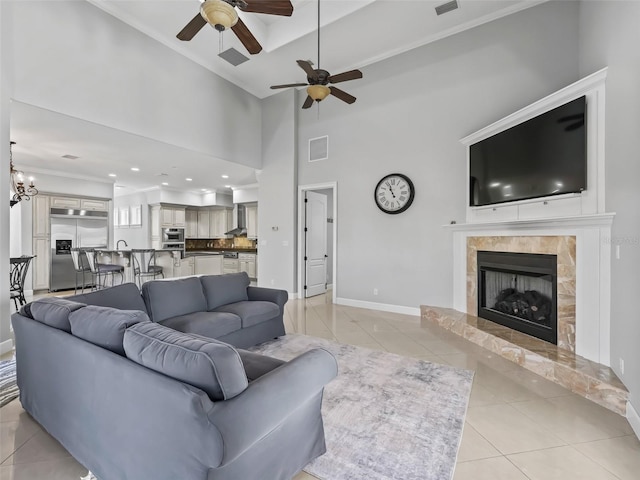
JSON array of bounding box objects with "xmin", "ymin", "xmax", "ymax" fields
[{"xmin": 298, "ymin": 182, "xmax": 337, "ymax": 302}]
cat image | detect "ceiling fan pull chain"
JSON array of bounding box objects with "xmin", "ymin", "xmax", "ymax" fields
[{"xmin": 219, "ymin": 30, "xmax": 223, "ymax": 54}]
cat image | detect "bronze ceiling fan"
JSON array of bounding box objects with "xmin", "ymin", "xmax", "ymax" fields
[
  {"xmin": 270, "ymin": 0, "xmax": 363, "ymax": 109},
  {"xmin": 176, "ymin": 0, "xmax": 294, "ymax": 55}
]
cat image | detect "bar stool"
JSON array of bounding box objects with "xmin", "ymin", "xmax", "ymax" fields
[
  {"xmin": 10, "ymin": 255, "xmax": 34, "ymax": 311},
  {"xmin": 85, "ymin": 249, "xmax": 125, "ymax": 290},
  {"xmin": 131, "ymin": 249, "xmax": 163, "ymax": 288},
  {"xmin": 70, "ymin": 248, "xmax": 92, "ymax": 294}
]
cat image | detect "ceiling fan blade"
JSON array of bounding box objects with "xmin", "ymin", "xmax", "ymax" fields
[
  {"xmin": 177, "ymin": 13, "xmax": 207, "ymax": 41},
  {"xmin": 231, "ymin": 18, "xmax": 262, "ymax": 55},
  {"xmin": 330, "ymin": 87, "xmax": 356, "ymax": 104},
  {"xmin": 296, "ymin": 60, "xmax": 318, "ymax": 81},
  {"xmin": 241, "ymin": 0, "xmax": 293, "ymax": 16},
  {"xmin": 329, "ymin": 69, "xmax": 363, "ymax": 84},
  {"xmin": 302, "ymin": 96, "xmax": 314, "ymax": 109},
  {"xmin": 271, "ymin": 83, "xmax": 309, "ymax": 89}
]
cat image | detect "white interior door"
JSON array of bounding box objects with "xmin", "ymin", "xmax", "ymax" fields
[{"xmin": 305, "ymin": 191, "xmax": 328, "ymax": 298}]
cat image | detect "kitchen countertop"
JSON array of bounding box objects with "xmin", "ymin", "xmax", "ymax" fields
[
  {"xmin": 185, "ymin": 249, "xmax": 258, "ymax": 257},
  {"xmin": 98, "ymin": 249, "xmax": 182, "ymax": 254}
]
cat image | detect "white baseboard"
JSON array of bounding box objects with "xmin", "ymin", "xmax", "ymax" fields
[
  {"xmin": 628, "ymin": 401, "xmax": 640, "ymax": 440},
  {"xmin": 0, "ymin": 339, "xmax": 14, "ymax": 356},
  {"xmin": 288, "ymin": 291, "xmax": 300, "ymax": 300},
  {"xmin": 24, "ymin": 289, "xmax": 34, "ymax": 298},
  {"xmin": 336, "ymin": 297, "xmax": 420, "ymax": 317}
]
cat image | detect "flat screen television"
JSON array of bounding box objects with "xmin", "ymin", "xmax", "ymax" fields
[{"xmin": 469, "ymin": 96, "xmax": 587, "ymax": 207}]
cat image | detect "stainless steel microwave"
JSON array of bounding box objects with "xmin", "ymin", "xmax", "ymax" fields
[{"xmin": 162, "ymin": 228, "xmax": 184, "ymax": 243}]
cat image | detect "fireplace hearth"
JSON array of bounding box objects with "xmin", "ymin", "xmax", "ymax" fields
[{"xmin": 477, "ymin": 251, "xmax": 557, "ymax": 344}]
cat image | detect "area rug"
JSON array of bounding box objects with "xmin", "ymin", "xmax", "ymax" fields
[
  {"xmin": 0, "ymin": 359, "xmax": 19, "ymax": 408},
  {"xmin": 250, "ymin": 334, "xmax": 474, "ymax": 480}
]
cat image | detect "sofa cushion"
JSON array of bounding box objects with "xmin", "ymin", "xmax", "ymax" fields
[
  {"xmin": 214, "ymin": 301, "xmax": 280, "ymax": 328},
  {"xmin": 69, "ymin": 306, "xmax": 150, "ymax": 355},
  {"xmin": 159, "ymin": 311, "xmax": 241, "ymax": 339},
  {"xmin": 237, "ymin": 350, "xmax": 285, "ymax": 382},
  {"xmin": 200, "ymin": 272, "xmax": 250, "ymax": 311},
  {"xmin": 142, "ymin": 277, "xmax": 207, "ymax": 322},
  {"xmin": 25, "ymin": 298, "xmax": 86, "ymax": 332},
  {"xmin": 67, "ymin": 283, "xmax": 147, "ymax": 314},
  {"xmin": 124, "ymin": 322, "xmax": 248, "ymax": 401}
]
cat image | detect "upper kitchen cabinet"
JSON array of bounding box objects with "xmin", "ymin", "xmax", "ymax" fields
[
  {"xmin": 160, "ymin": 206, "xmax": 186, "ymax": 228},
  {"xmin": 197, "ymin": 210, "xmax": 210, "ymax": 238},
  {"xmin": 210, "ymin": 208, "xmax": 232, "ymax": 238},
  {"xmin": 33, "ymin": 195, "xmax": 50, "ymax": 237},
  {"xmin": 185, "ymin": 209, "xmax": 198, "ymax": 239},
  {"xmin": 246, "ymin": 204, "xmax": 258, "ymax": 239},
  {"xmin": 80, "ymin": 198, "xmax": 108, "ymax": 211}
]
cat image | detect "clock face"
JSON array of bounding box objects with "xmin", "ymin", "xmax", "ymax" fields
[{"xmin": 374, "ymin": 173, "xmax": 415, "ymax": 214}]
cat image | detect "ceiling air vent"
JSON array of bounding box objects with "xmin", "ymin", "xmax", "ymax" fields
[
  {"xmin": 218, "ymin": 48, "xmax": 249, "ymax": 66},
  {"xmin": 309, "ymin": 136, "xmax": 328, "ymax": 162},
  {"xmin": 435, "ymin": 0, "xmax": 459, "ymax": 16}
]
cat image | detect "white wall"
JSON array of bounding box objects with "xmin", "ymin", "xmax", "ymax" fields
[
  {"xmin": 296, "ymin": 0, "xmax": 581, "ymax": 310},
  {"xmin": 258, "ymin": 90, "xmax": 297, "ymax": 292},
  {"xmin": 113, "ymin": 192, "xmax": 149, "ymax": 249},
  {"xmin": 9, "ymin": 0, "xmax": 262, "ymax": 169},
  {"xmin": 578, "ymin": 0, "xmax": 640, "ymax": 419}
]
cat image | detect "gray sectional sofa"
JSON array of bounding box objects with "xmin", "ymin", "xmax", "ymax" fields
[
  {"xmin": 69, "ymin": 272, "xmax": 288, "ymax": 348},
  {"xmin": 10, "ymin": 274, "xmax": 338, "ymax": 480}
]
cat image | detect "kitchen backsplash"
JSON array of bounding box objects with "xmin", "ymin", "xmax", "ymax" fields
[{"xmin": 186, "ymin": 237, "xmax": 257, "ymax": 250}]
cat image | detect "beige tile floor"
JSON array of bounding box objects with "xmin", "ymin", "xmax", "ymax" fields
[{"xmin": 1, "ymin": 291, "xmax": 639, "ymax": 479}]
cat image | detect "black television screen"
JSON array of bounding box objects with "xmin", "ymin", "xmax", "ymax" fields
[{"xmin": 469, "ymin": 96, "xmax": 586, "ymax": 207}]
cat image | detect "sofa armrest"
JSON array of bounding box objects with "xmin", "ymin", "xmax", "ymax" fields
[
  {"xmin": 247, "ymin": 286, "xmax": 288, "ymax": 312},
  {"xmin": 208, "ymin": 348, "xmax": 337, "ymax": 465}
]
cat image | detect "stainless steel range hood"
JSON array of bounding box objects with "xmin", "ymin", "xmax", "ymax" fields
[{"xmin": 225, "ymin": 204, "xmax": 247, "ymax": 236}]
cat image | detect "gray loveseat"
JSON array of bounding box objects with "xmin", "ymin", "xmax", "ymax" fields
[
  {"xmin": 11, "ymin": 297, "xmax": 338, "ymax": 480},
  {"xmin": 68, "ymin": 272, "xmax": 287, "ymax": 348}
]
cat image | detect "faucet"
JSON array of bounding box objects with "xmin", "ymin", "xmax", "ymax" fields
[{"xmin": 116, "ymin": 239, "xmax": 128, "ymax": 250}]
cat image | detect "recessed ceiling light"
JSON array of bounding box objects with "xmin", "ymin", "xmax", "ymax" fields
[
  {"xmin": 221, "ymin": 174, "xmax": 229, "ymax": 179},
  {"xmin": 186, "ymin": 178, "xmax": 193, "ymax": 182},
  {"xmin": 224, "ymin": 185, "xmax": 231, "ymax": 188},
  {"xmin": 131, "ymin": 167, "xmax": 140, "ymax": 172},
  {"xmin": 161, "ymin": 182, "xmax": 169, "ymax": 186},
  {"xmin": 108, "ymin": 173, "xmax": 117, "ymax": 177},
  {"xmin": 201, "ymin": 188, "xmax": 207, "ymax": 192}
]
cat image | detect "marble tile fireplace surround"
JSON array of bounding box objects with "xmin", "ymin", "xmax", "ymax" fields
[{"xmin": 420, "ymin": 214, "xmax": 629, "ymax": 415}]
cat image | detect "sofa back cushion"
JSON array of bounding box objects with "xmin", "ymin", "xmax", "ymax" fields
[
  {"xmin": 124, "ymin": 322, "xmax": 248, "ymax": 401},
  {"xmin": 24, "ymin": 298, "xmax": 86, "ymax": 332},
  {"xmin": 200, "ymin": 272, "xmax": 250, "ymax": 311},
  {"xmin": 67, "ymin": 283, "xmax": 147, "ymax": 314},
  {"xmin": 69, "ymin": 306, "xmax": 150, "ymax": 355},
  {"xmin": 142, "ymin": 277, "xmax": 207, "ymax": 322}
]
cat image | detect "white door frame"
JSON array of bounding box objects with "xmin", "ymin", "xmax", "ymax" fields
[{"xmin": 298, "ymin": 182, "xmax": 337, "ymax": 303}]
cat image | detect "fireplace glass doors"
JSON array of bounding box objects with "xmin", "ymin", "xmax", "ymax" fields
[{"xmin": 477, "ymin": 251, "xmax": 557, "ymax": 344}]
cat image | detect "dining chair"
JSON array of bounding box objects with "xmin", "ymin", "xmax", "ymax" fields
[{"xmin": 10, "ymin": 256, "xmax": 34, "ymax": 311}]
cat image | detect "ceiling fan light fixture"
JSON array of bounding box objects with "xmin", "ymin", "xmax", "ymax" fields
[
  {"xmin": 307, "ymin": 85, "xmax": 330, "ymax": 101},
  {"xmin": 200, "ymin": 0, "xmax": 238, "ymax": 31}
]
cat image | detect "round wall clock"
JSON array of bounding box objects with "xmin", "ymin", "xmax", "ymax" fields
[{"xmin": 374, "ymin": 173, "xmax": 415, "ymax": 214}]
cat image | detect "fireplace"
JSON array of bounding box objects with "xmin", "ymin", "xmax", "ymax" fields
[{"xmin": 477, "ymin": 251, "xmax": 557, "ymax": 344}]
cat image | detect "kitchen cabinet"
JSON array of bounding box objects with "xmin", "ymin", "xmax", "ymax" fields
[
  {"xmin": 210, "ymin": 208, "xmax": 232, "ymax": 238},
  {"xmin": 176, "ymin": 256, "xmax": 195, "ymax": 277},
  {"xmin": 50, "ymin": 196, "xmax": 81, "ymax": 209},
  {"xmin": 32, "ymin": 237, "xmax": 50, "ymax": 290},
  {"xmin": 185, "ymin": 210, "xmax": 198, "ymax": 239},
  {"xmin": 161, "ymin": 207, "xmax": 186, "ymax": 228},
  {"xmin": 238, "ymin": 253, "xmax": 256, "ymax": 279},
  {"xmin": 197, "ymin": 210, "xmax": 210, "ymax": 238},
  {"xmin": 246, "ymin": 205, "xmax": 258, "ymax": 239},
  {"xmin": 223, "ymin": 257, "xmax": 239, "ymax": 274},
  {"xmin": 33, "ymin": 195, "xmax": 50, "ymax": 237},
  {"xmin": 195, "ymin": 255, "xmax": 223, "ymax": 275},
  {"xmin": 80, "ymin": 198, "xmax": 108, "ymax": 211}
]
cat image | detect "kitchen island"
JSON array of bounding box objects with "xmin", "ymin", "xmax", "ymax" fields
[{"xmin": 95, "ymin": 249, "xmax": 182, "ymax": 285}]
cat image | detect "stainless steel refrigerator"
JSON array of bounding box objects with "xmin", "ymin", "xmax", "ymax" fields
[{"xmin": 50, "ymin": 208, "xmax": 109, "ymax": 291}]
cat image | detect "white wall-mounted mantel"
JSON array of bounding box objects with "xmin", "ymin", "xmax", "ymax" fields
[
  {"xmin": 461, "ymin": 68, "xmax": 608, "ymax": 224},
  {"xmin": 449, "ymin": 213, "xmax": 615, "ymax": 366}
]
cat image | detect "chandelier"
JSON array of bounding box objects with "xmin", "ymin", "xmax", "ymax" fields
[{"xmin": 9, "ymin": 141, "xmax": 38, "ymax": 207}]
